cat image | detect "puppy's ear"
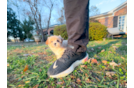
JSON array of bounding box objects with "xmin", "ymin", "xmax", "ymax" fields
[{"xmin": 45, "ymin": 39, "xmax": 49, "ymax": 45}]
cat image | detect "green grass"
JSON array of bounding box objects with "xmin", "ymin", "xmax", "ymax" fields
[{"xmin": 7, "ymin": 39, "xmax": 127, "ymax": 88}]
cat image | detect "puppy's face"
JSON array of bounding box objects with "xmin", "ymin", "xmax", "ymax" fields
[{"xmin": 46, "ymin": 35, "xmax": 64, "ymax": 48}]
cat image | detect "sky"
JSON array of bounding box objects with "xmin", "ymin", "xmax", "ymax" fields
[
  {"xmin": 9, "ymin": 0, "xmax": 127, "ymax": 39},
  {"xmin": 8, "ymin": 0, "xmax": 127, "ymax": 26}
]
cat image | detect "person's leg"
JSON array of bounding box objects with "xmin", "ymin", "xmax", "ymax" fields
[
  {"xmin": 47, "ymin": 0, "xmax": 89, "ymax": 78},
  {"xmin": 64, "ymin": 0, "xmax": 89, "ymax": 52}
]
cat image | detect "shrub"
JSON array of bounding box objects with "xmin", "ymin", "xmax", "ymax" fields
[
  {"xmin": 89, "ymin": 22, "xmax": 108, "ymax": 40},
  {"xmin": 54, "ymin": 24, "xmax": 68, "ymax": 39}
]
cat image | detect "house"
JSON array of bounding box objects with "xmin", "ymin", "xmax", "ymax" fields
[
  {"xmin": 36, "ymin": 23, "xmax": 65, "ymax": 36},
  {"xmin": 90, "ymin": 1, "xmax": 127, "ymax": 35}
]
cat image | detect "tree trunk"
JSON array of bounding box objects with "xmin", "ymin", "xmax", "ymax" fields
[
  {"xmin": 46, "ymin": 4, "xmax": 53, "ymax": 31},
  {"xmin": 41, "ymin": 29, "xmax": 45, "ymax": 42}
]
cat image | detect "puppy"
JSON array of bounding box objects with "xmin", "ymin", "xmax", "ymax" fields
[{"xmin": 46, "ymin": 35, "xmax": 68, "ymax": 59}]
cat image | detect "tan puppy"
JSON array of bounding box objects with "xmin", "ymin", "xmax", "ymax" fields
[{"xmin": 46, "ymin": 35, "xmax": 68, "ymax": 59}]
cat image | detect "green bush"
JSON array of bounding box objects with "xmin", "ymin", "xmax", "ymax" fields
[
  {"xmin": 89, "ymin": 22, "xmax": 108, "ymax": 40},
  {"xmin": 54, "ymin": 24, "xmax": 68, "ymax": 39}
]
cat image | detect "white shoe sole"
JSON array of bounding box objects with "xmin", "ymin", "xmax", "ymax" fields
[{"xmin": 49, "ymin": 53, "xmax": 89, "ymax": 78}]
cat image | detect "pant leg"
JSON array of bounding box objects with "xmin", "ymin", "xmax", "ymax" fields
[{"xmin": 64, "ymin": 0, "xmax": 89, "ymax": 52}]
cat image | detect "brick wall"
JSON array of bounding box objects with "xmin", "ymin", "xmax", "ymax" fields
[
  {"xmin": 97, "ymin": 16, "xmax": 113, "ymax": 28},
  {"xmin": 114, "ymin": 6, "xmax": 127, "ymax": 16},
  {"xmin": 95, "ymin": 6, "xmax": 127, "ymax": 28}
]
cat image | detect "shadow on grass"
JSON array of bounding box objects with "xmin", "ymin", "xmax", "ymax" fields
[
  {"xmin": 116, "ymin": 39, "xmax": 127, "ymax": 56},
  {"xmin": 87, "ymin": 40, "xmax": 119, "ymax": 58}
]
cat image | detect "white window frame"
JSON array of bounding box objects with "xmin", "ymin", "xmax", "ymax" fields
[{"xmin": 118, "ymin": 15, "xmax": 127, "ymax": 32}]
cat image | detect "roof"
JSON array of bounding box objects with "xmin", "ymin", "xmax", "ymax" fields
[
  {"xmin": 43, "ymin": 23, "xmax": 65, "ymax": 29},
  {"xmin": 90, "ymin": 1, "xmax": 127, "ymax": 18}
]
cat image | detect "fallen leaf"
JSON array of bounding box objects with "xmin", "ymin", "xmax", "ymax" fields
[
  {"xmin": 101, "ymin": 49, "xmax": 105, "ymax": 52},
  {"xmin": 94, "ymin": 54, "xmax": 98, "ymax": 57},
  {"xmin": 80, "ymin": 65, "xmax": 86, "ymax": 68},
  {"xmin": 93, "ymin": 44, "xmax": 95, "ymax": 46},
  {"xmin": 23, "ymin": 65, "xmax": 28, "ymax": 72},
  {"xmin": 80, "ymin": 68, "xmax": 83, "ymax": 72},
  {"xmin": 109, "ymin": 61, "xmax": 118, "ymax": 68},
  {"xmin": 76, "ymin": 78, "xmax": 81, "ymax": 83},
  {"xmin": 95, "ymin": 77, "xmax": 100, "ymax": 82},
  {"xmin": 62, "ymin": 86, "xmax": 65, "ymax": 88},
  {"xmin": 7, "ymin": 63, "xmax": 9, "ymax": 67},
  {"xmin": 91, "ymin": 59, "xmax": 98, "ymax": 64},
  {"xmin": 102, "ymin": 60, "xmax": 107, "ymax": 65},
  {"xmin": 87, "ymin": 59, "xmax": 91, "ymax": 63},
  {"xmin": 106, "ymin": 71, "xmax": 116, "ymax": 77},
  {"xmin": 25, "ymin": 81, "xmax": 30, "ymax": 83},
  {"xmin": 18, "ymin": 85, "xmax": 24, "ymax": 87},
  {"xmin": 86, "ymin": 79, "xmax": 91, "ymax": 83},
  {"xmin": 109, "ymin": 51, "xmax": 112, "ymax": 53},
  {"xmin": 105, "ymin": 42, "xmax": 108, "ymax": 44},
  {"xmin": 33, "ymin": 84, "xmax": 39, "ymax": 88},
  {"xmin": 121, "ymin": 56, "xmax": 125, "ymax": 60},
  {"xmin": 85, "ymin": 73, "xmax": 88, "ymax": 77},
  {"xmin": 70, "ymin": 75, "xmax": 76, "ymax": 79}
]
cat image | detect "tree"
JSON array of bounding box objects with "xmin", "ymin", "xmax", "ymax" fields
[
  {"xmin": 90, "ymin": 6, "xmax": 100, "ymax": 16},
  {"xmin": 20, "ymin": 17, "xmax": 35, "ymax": 41},
  {"xmin": 57, "ymin": 7, "xmax": 65, "ymax": 24},
  {"xmin": 44, "ymin": 0, "xmax": 55, "ymax": 32},
  {"xmin": 23, "ymin": 0, "xmax": 49, "ymax": 42},
  {"xmin": 7, "ymin": 8, "xmax": 20, "ymax": 40}
]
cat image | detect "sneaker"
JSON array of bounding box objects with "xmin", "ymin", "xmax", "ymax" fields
[{"xmin": 47, "ymin": 48, "xmax": 89, "ymax": 78}]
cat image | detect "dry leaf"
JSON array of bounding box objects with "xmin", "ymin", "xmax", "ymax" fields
[
  {"xmin": 91, "ymin": 59, "xmax": 98, "ymax": 64},
  {"xmin": 86, "ymin": 79, "xmax": 91, "ymax": 83},
  {"xmin": 101, "ymin": 49, "xmax": 105, "ymax": 52},
  {"xmin": 62, "ymin": 86, "xmax": 65, "ymax": 88},
  {"xmin": 109, "ymin": 51, "xmax": 112, "ymax": 53},
  {"xmin": 7, "ymin": 63, "xmax": 9, "ymax": 67},
  {"xmin": 33, "ymin": 84, "xmax": 39, "ymax": 88},
  {"xmin": 87, "ymin": 59, "xmax": 91, "ymax": 63},
  {"xmin": 102, "ymin": 60, "xmax": 107, "ymax": 65},
  {"xmin": 109, "ymin": 61, "xmax": 118, "ymax": 68},
  {"xmin": 80, "ymin": 65, "xmax": 86, "ymax": 68},
  {"xmin": 70, "ymin": 75, "xmax": 76, "ymax": 79},
  {"xmin": 25, "ymin": 81, "xmax": 30, "ymax": 83},
  {"xmin": 121, "ymin": 56, "xmax": 125, "ymax": 60},
  {"xmin": 106, "ymin": 71, "xmax": 116, "ymax": 77},
  {"xmin": 76, "ymin": 78, "xmax": 81, "ymax": 83},
  {"xmin": 23, "ymin": 65, "xmax": 28, "ymax": 72},
  {"xmin": 85, "ymin": 73, "xmax": 88, "ymax": 77},
  {"xmin": 80, "ymin": 68, "xmax": 83, "ymax": 72},
  {"xmin": 18, "ymin": 85, "xmax": 24, "ymax": 87}
]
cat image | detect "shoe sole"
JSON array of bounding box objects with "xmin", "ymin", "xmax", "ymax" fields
[{"xmin": 49, "ymin": 53, "xmax": 89, "ymax": 78}]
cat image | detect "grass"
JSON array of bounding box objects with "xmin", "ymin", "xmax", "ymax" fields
[{"xmin": 7, "ymin": 39, "xmax": 127, "ymax": 88}]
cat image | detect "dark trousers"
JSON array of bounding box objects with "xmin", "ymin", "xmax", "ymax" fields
[{"xmin": 64, "ymin": 0, "xmax": 89, "ymax": 52}]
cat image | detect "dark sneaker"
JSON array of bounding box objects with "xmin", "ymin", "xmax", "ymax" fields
[{"xmin": 47, "ymin": 48, "xmax": 89, "ymax": 78}]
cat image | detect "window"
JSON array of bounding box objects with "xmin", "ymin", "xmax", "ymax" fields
[{"xmin": 118, "ymin": 15, "xmax": 125, "ymax": 31}]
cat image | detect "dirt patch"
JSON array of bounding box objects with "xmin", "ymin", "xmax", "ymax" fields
[{"xmin": 12, "ymin": 48, "xmax": 23, "ymax": 53}]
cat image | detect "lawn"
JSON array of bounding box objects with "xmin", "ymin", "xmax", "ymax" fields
[{"xmin": 7, "ymin": 39, "xmax": 127, "ymax": 88}]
